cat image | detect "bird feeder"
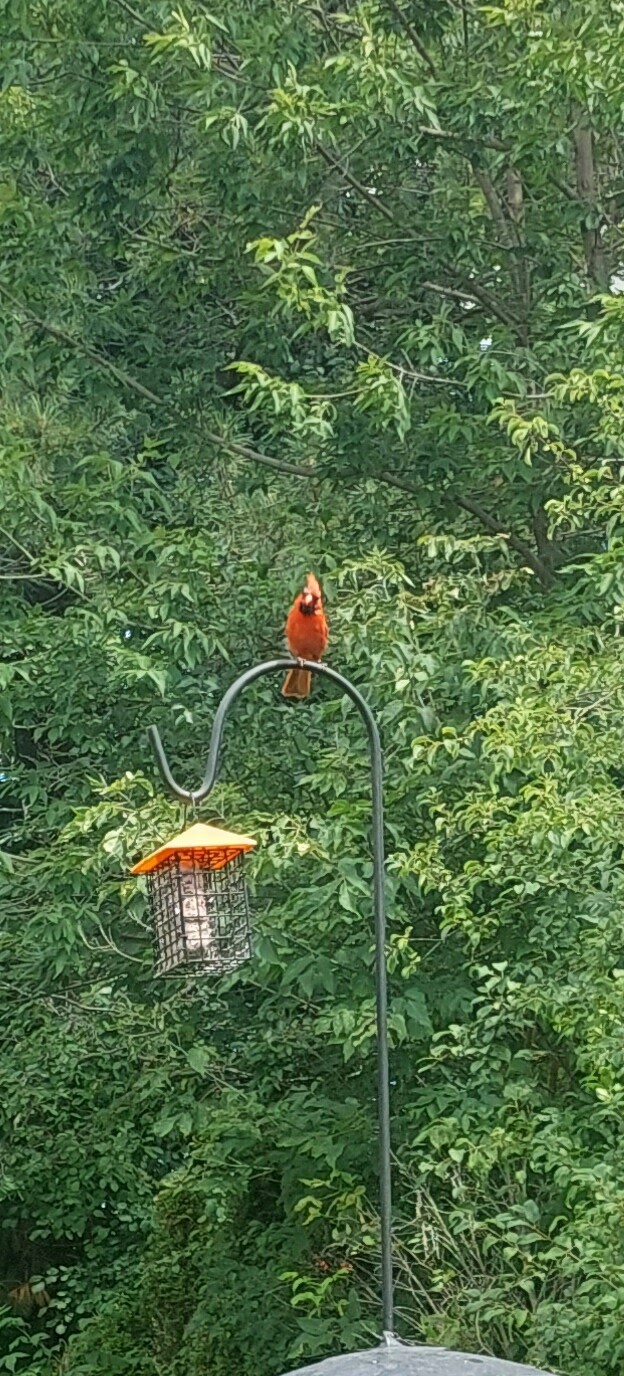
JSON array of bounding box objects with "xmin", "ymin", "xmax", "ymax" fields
[{"xmin": 131, "ymin": 821, "xmax": 256, "ymax": 976}]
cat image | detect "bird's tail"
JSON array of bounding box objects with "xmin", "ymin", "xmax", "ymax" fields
[{"xmin": 281, "ymin": 667, "xmax": 312, "ymax": 699}]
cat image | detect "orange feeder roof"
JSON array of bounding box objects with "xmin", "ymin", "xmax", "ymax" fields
[{"xmin": 131, "ymin": 821, "xmax": 257, "ymax": 875}]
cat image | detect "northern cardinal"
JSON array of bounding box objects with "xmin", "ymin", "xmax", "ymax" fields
[{"xmin": 281, "ymin": 572, "xmax": 329, "ymax": 699}]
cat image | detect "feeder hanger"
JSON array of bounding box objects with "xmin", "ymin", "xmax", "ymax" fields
[{"xmin": 146, "ymin": 658, "xmax": 391, "ymax": 1338}]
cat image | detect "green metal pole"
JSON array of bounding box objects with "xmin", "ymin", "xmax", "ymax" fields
[{"xmin": 147, "ymin": 659, "xmax": 394, "ymax": 1337}]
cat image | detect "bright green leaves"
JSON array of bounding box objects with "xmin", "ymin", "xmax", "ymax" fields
[
  {"xmin": 3, "ymin": 0, "xmax": 624, "ymax": 1373},
  {"xmin": 145, "ymin": 8, "xmax": 220, "ymax": 72},
  {"xmin": 353, "ymin": 353, "xmax": 411, "ymax": 439},
  {"xmin": 490, "ymin": 399, "xmax": 570, "ymax": 470},
  {"xmin": 323, "ymin": 8, "xmax": 439, "ymax": 124},
  {"xmin": 263, "ymin": 64, "xmax": 343, "ymax": 147},
  {"xmin": 247, "ymin": 210, "xmax": 355, "ymax": 346},
  {"xmin": 227, "ymin": 362, "xmax": 338, "ymax": 441}
]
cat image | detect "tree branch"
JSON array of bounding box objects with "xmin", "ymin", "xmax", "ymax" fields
[
  {"xmin": 383, "ymin": 0, "xmax": 438, "ymax": 78},
  {"xmin": 378, "ymin": 470, "xmax": 554, "ymax": 588},
  {"xmin": 353, "ymin": 337, "xmax": 455, "ymax": 385},
  {"xmin": 418, "ymin": 125, "xmax": 509, "ymax": 153},
  {"xmin": 457, "ymin": 493, "xmax": 553, "ymax": 586},
  {"xmin": 531, "ymin": 500, "xmax": 561, "ymax": 576},
  {"xmin": 422, "ymin": 280, "xmax": 483, "ymax": 308},
  {"xmin": 573, "ymin": 109, "xmax": 610, "ymax": 288},
  {"xmin": 473, "ymin": 167, "xmax": 514, "ymax": 249},
  {"xmin": 471, "ymin": 165, "xmax": 528, "ymax": 334},
  {"xmin": 107, "ymin": 0, "xmax": 150, "ymax": 29},
  {"xmin": 549, "ymin": 172, "xmax": 580, "ymax": 203},
  {"xmin": 456, "ymin": 275, "xmax": 521, "ymax": 331},
  {"xmin": 206, "ymin": 435, "xmax": 312, "ymax": 477},
  {"xmin": 0, "ymin": 286, "xmax": 553, "ymax": 584},
  {"xmin": 0, "ymin": 284, "xmax": 314, "ymax": 478},
  {"xmin": 315, "ymin": 143, "xmax": 395, "ymax": 222},
  {"xmin": 424, "ymin": 271, "xmax": 520, "ymax": 332},
  {"xmin": 419, "ymin": 123, "xmax": 528, "ymax": 327}
]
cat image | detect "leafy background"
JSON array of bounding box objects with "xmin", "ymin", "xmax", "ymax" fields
[{"xmin": 2, "ymin": 1, "xmax": 624, "ymax": 1372}]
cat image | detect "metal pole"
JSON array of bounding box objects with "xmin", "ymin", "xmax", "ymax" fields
[{"xmin": 146, "ymin": 658, "xmax": 394, "ymax": 1337}]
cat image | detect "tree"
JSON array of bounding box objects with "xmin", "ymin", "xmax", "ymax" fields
[{"xmin": 3, "ymin": 1, "xmax": 624, "ymax": 1373}]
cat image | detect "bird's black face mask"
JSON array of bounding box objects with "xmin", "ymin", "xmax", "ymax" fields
[{"xmin": 298, "ymin": 589, "xmax": 318, "ymax": 616}]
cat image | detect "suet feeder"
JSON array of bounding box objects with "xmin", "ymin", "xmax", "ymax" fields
[{"xmin": 131, "ymin": 821, "xmax": 256, "ymax": 976}]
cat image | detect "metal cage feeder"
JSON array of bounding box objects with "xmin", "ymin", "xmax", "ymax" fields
[{"xmin": 131, "ymin": 821, "xmax": 256, "ymax": 976}]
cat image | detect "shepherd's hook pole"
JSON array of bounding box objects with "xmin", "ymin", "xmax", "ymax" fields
[{"xmin": 146, "ymin": 658, "xmax": 394, "ymax": 1337}]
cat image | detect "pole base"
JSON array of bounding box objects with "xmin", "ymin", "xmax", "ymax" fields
[{"xmin": 276, "ymin": 1342, "xmax": 555, "ymax": 1375}]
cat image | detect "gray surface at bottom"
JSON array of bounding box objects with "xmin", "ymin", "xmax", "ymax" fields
[{"xmin": 279, "ymin": 1342, "xmax": 555, "ymax": 1376}]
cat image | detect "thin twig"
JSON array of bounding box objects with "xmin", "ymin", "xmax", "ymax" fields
[
  {"xmin": 353, "ymin": 339, "xmax": 452, "ymax": 385},
  {"xmin": 549, "ymin": 172, "xmax": 581, "ymax": 204},
  {"xmin": 458, "ymin": 492, "xmax": 553, "ymax": 586},
  {"xmin": 383, "ymin": 0, "xmax": 438, "ymax": 78},
  {"xmin": 422, "ymin": 280, "xmax": 482, "ymax": 307},
  {"xmin": 378, "ymin": 470, "xmax": 554, "ymax": 588},
  {"xmin": 419, "ymin": 125, "xmax": 509, "ymax": 153},
  {"xmin": 107, "ymin": 0, "xmax": 150, "ymax": 29},
  {"xmin": 457, "ymin": 275, "xmax": 520, "ymax": 331},
  {"xmin": 315, "ymin": 143, "xmax": 396, "ymax": 223},
  {"xmin": 0, "ymin": 525, "xmax": 37, "ymax": 564}
]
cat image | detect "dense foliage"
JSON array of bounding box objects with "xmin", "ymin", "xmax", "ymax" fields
[{"xmin": 3, "ymin": 1, "xmax": 624, "ymax": 1373}]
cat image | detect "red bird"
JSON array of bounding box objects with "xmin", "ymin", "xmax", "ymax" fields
[{"xmin": 282, "ymin": 572, "xmax": 329, "ymax": 699}]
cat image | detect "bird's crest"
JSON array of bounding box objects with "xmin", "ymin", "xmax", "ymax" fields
[{"xmin": 305, "ymin": 572, "xmax": 321, "ymax": 600}]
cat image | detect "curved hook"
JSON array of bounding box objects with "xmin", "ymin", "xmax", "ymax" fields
[{"xmin": 147, "ymin": 658, "xmax": 381, "ymax": 803}]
